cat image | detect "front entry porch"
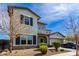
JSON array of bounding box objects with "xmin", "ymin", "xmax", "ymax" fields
[
  {"xmin": 38, "ymin": 35, "xmax": 49, "ymax": 45},
  {"xmin": 39, "ymin": 36, "xmax": 47, "ymax": 43}
]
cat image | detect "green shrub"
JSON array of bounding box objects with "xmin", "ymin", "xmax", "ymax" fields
[
  {"xmin": 39, "ymin": 43, "xmax": 47, "ymax": 48},
  {"xmin": 40, "ymin": 45, "xmax": 48, "ymax": 54},
  {"xmin": 53, "ymin": 42, "xmax": 61, "ymax": 51},
  {"xmin": 39, "ymin": 43, "xmax": 47, "ymax": 47},
  {"xmin": 39, "ymin": 43, "xmax": 48, "ymax": 54},
  {"xmin": 60, "ymin": 49, "xmax": 64, "ymax": 52}
]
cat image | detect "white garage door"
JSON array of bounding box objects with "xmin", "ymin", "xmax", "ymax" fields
[{"xmin": 50, "ymin": 39, "xmax": 61, "ymax": 45}]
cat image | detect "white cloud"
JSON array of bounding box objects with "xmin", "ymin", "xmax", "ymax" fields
[
  {"xmin": 0, "ymin": 3, "xmax": 79, "ymax": 32},
  {"xmin": 0, "ymin": 4, "xmax": 9, "ymax": 32},
  {"xmin": 38, "ymin": 3, "xmax": 79, "ymax": 24}
]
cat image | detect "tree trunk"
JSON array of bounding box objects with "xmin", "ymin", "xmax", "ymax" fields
[
  {"xmin": 55, "ymin": 48, "xmax": 58, "ymax": 52},
  {"xmin": 75, "ymin": 34, "xmax": 79, "ymax": 56},
  {"xmin": 10, "ymin": 34, "xmax": 13, "ymax": 53},
  {"xmin": 8, "ymin": 7, "xmax": 14, "ymax": 53}
]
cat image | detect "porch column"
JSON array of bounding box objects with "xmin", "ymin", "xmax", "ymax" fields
[
  {"xmin": 36, "ymin": 35, "xmax": 38, "ymax": 46},
  {"xmin": 13, "ymin": 38, "xmax": 15, "ymax": 46},
  {"xmin": 46, "ymin": 36, "xmax": 50, "ymax": 46}
]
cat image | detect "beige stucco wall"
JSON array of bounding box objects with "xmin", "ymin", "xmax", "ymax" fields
[{"xmin": 12, "ymin": 8, "xmax": 39, "ymax": 35}]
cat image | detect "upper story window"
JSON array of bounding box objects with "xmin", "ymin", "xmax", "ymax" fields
[
  {"xmin": 20, "ymin": 15, "xmax": 33, "ymax": 26},
  {"xmin": 25, "ymin": 16, "xmax": 29, "ymax": 25}
]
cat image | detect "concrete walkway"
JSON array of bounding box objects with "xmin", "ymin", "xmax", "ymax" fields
[{"xmin": 48, "ymin": 47, "xmax": 76, "ymax": 56}]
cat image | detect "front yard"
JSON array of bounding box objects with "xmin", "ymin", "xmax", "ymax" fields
[{"xmin": 0, "ymin": 48, "xmax": 70, "ymax": 56}]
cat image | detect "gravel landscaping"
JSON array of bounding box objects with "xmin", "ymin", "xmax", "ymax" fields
[{"xmin": 0, "ymin": 48, "xmax": 70, "ymax": 56}]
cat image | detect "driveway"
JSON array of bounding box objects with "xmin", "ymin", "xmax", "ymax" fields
[{"xmin": 49, "ymin": 47, "xmax": 76, "ymax": 56}]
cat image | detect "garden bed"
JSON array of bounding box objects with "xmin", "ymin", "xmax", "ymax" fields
[
  {"xmin": 0, "ymin": 48, "xmax": 70, "ymax": 56},
  {"xmin": 34, "ymin": 49, "xmax": 70, "ymax": 56}
]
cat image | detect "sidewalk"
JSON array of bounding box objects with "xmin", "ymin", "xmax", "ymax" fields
[{"xmin": 49, "ymin": 47, "xmax": 76, "ymax": 56}]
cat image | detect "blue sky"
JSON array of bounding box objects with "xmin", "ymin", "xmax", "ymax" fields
[
  {"xmin": 0, "ymin": 3, "xmax": 79, "ymax": 35},
  {"xmin": 0, "ymin": 32, "xmax": 10, "ymax": 40}
]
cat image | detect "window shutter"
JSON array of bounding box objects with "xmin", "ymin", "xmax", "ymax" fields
[
  {"xmin": 33, "ymin": 35, "xmax": 36, "ymax": 44},
  {"xmin": 30, "ymin": 18, "xmax": 33, "ymax": 26},
  {"xmin": 20, "ymin": 15, "xmax": 24, "ymax": 24}
]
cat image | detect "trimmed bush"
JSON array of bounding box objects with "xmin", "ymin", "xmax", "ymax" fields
[
  {"xmin": 40, "ymin": 45, "xmax": 48, "ymax": 54},
  {"xmin": 53, "ymin": 42, "xmax": 61, "ymax": 51},
  {"xmin": 39, "ymin": 43, "xmax": 47, "ymax": 48},
  {"xmin": 39, "ymin": 43, "xmax": 48, "ymax": 54},
  {"xmin": 39, "ymin": 43, "xmax": 47, "ymax": 47}
]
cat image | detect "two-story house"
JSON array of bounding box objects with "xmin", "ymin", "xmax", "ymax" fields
[
  {"xmin": 8, "ymin": 6, "xmax": 40, "ymax": 49},
  {"xmin": 8, "ymin": 6, "xmax": 64, "ymax": 49}
]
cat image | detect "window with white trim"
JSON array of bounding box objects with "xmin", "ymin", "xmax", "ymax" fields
[
  {"xmin": 15, "ymin": 35, "xmax": 36, "ymax": 45},
  {"xmin": 16, "ymin": 37, "xmax": 20, "ymax": 45},
  {"xmin": 27, "ymin": 35, "xmax": 32, "ymax": 44},
  {"xmin": 20, "ymin": 15, "xmax": 33, "ymax": 26},
  {"xmin": 21, "ymin": 37, "xmax": 26, "ymax": 44}
]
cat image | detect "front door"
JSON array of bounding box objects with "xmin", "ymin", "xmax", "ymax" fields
[
  {"xmin": 39, "ymin": 37, "xmax": 47, "ymax": 43},
  {"xmin": 40, "ymin": 39, "xmax": 46, "ymax": 43}
]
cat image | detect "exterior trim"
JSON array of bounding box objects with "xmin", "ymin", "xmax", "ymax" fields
[
  {"xmin": 49, "ymin": 32, "xmax": 65, "ymax": 37},
  {"xmin": 49, "ymin": 38, "xmax": 64, "ymax": 39},
  {"xmin": 8, "ymin": 6, "xmax": 40, "ymax": 20},
  {"xmin": 38, "ymin": 21, "xmax": 47, "ymax": 25}
]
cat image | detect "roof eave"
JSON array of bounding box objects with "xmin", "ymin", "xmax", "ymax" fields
[{"xmin": 8, "ymin": 6, "xmax": 41, "ymax": 20}]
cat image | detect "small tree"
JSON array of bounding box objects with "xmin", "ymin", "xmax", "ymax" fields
[{"xmin": 53, "ymin": 42, "xmax": 61, "ymax": 51}]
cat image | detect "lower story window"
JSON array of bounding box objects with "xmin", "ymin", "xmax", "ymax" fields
[
  {"xmin": 28, "ymin": 40, "xmax": 32, "ymax": 44},
  {"xmin": 27, "ymin": 35, "xmax": 32, "ymax": 44},
  {"xmin": 20, "ymin": 37, "xmax": 26, "ymax": 44},
  {"xmin": 21, "ymin": 40, "xmax": 26, "ymax": 44},
  {"xmin": 15, "ymin": 35, "xmax": 36, "ymax": 45},
  {"xmin": 16, "ymin": 37, "xmax": 20, "ymax": 45}
]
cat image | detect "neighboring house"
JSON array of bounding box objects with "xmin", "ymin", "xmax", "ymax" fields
[
  {"xmin": 0, "ymin": 32, "xmax": 10, "ymax": 49},
  {"xmin": 49, "ymin": 32, "xmax": 65, "ymax": 45}
]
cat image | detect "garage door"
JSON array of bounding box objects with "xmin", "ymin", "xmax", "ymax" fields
[{"xmin": 50, "ymin": 39, "xmax": 61, "ymax": 45}]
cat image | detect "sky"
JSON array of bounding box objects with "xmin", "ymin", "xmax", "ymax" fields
[
  {"xmin": 0, "ymin": 32, "xmax": 10, "ymax": 40},
  {"xmin": 0, "ymin": 3, "xmax": 79, "ymax": 35}
]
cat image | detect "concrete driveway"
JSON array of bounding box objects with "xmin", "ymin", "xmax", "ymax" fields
[{"xmin": 49, "ymin": 47, "xmax": 76, "ymax": 56}]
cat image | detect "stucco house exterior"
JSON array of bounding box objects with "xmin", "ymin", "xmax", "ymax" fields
[
  {"xmin": 7, "ymin": 6, "xmax": 64, "ymax": 49},
  {"xmin": 8, "ymin": 6, "xmax": 40, "ymax": 49},
  {"xmin": 37, "ymin": 21, "xmax": 51, "ymax": 46}
]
